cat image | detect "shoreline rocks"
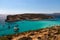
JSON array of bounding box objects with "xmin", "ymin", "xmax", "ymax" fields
[{"xmin": 0, "ymin": 26, "xmax": 60, "ymax": 40}]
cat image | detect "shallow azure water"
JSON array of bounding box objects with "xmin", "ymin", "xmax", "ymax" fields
[{"xmin": 0, "ymin": 19, "xmax": 60, "ymax": 36}]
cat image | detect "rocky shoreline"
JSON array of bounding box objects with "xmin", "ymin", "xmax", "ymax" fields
[
  {"xmin": 0, "ymin": 26, "xmax": 60, "ymax": 40},
  {"xmin": 5, "ymin": 14, "xmax": 54, "ymax": 22}
]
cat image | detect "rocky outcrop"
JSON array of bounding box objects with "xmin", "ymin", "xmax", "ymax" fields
[{"xmin": 5, "ymin": 14, "xmax": 54, "ymax": 22}]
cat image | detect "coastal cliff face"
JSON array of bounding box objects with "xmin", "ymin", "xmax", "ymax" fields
[{"xmin": 5, "ymin": 14, "xmax": 54, "ymax": 22}]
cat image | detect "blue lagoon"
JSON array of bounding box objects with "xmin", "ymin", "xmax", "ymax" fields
[{"xmin": 0, "ymin": 19, "xmax": 60, "ymax": 36}]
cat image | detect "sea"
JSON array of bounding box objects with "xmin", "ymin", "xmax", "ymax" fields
[{"xmin": 0, "ymin": 18, "xmax": 60, "ymax": 36}]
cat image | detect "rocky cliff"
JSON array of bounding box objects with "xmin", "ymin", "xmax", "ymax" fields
[{"xmin": 5, "ymin": 14, "xmax": 54, "ymax": 22}]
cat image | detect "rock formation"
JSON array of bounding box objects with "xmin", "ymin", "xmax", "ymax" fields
[{"xmin": 5, "ymin": 13, "xmax": 54, "ymax": 22}]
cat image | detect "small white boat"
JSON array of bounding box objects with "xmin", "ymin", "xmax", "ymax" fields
[{"xmin": 14, "ymin": 27, "xmax": 18, "ymax": 30}]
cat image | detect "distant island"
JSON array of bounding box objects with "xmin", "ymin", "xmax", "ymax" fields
[{"xmin": 5, "ymin": 13, "xmax": 54, "ymax": 22}]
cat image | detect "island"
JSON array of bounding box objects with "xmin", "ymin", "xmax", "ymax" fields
[
  {"xmin": 0, "ymin": 26, "xmax": 60, "ymax": 40},
  {"xmin": 5, "ymin": 13, "xmax": 54, "ymax": 22}
]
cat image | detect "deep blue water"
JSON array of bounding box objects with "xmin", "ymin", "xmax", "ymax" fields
[{"xmin": 0, "ymin": 18, "xmax": 60, "ymax": 36}]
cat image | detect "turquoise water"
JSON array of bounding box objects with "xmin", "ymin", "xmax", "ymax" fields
[{"xmin": 0, "ymin": 19, "xmax": 60, "ymax": 36}]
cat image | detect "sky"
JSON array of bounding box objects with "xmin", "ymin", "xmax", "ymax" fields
[{"xmin": 0, "ymin": 0, "xmax": 60, "ymax": 14}]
